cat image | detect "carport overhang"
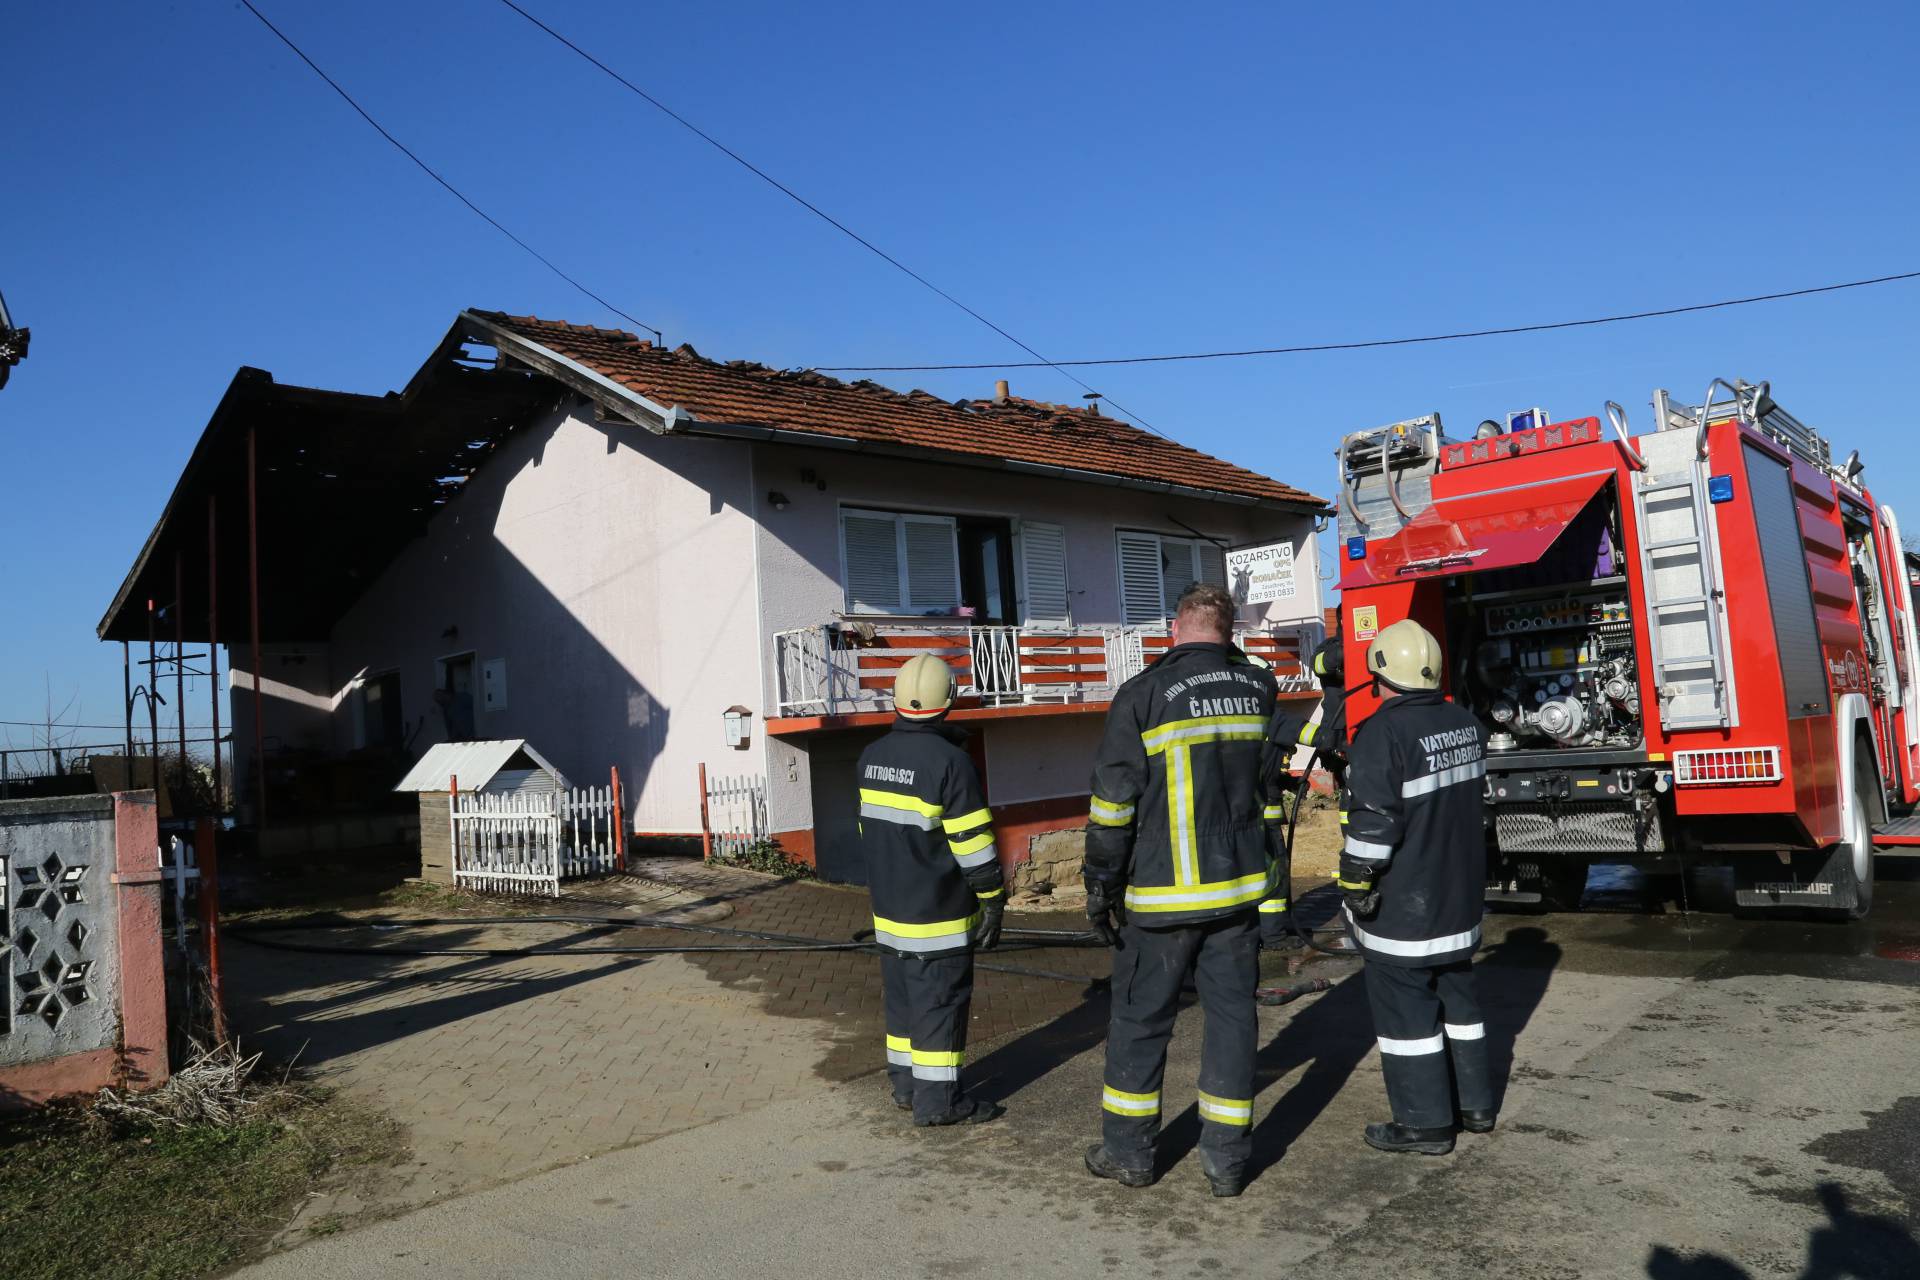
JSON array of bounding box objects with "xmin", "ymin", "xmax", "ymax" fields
[{"xmin": 96, "ymin": 316, "xmax": 558, "ymax": 645}]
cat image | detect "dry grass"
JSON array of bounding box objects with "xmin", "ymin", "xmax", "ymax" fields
[
  {"xmin": 92, "ymin": 1039, "xmax": 294, "ymax": 1131},
  {"xmin": 0, "ymin": 1045, "xmax": 402, "ymax": 1280}
]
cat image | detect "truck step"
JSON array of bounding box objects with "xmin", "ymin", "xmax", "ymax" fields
[{"xmin": 1873, "ymin": 814, "xmax": 1920, "ymax": 854}]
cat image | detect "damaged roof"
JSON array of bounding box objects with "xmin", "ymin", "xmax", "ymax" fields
[{"xmin": 468, "ymin": 310, "xmax": 1325, "ymax": 509}]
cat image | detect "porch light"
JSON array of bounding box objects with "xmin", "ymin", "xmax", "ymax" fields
[{"xmin": 767, "ymin": 491, "xmax": 791, "ymax": 511}]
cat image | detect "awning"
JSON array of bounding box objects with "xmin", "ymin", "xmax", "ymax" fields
[{"xmin": 1352, "ymin": 470, "xmax": 1615, "ymax": 584}]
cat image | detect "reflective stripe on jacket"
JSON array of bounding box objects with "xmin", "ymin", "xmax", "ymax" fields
[
  {"xmin": 1085, "ymin": 641, "xmax": 1287, "ymax": 925},
  {"xmin": 859, "ymin": 718, "xmax": 1005, "ymax": 957},
  {"xmin": 1338, "ymin": 689, "xmax": 1488, "ymax": 966}
]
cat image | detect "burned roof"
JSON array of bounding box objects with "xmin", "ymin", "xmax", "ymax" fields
[{"xmin": 468, "ymin": 310, "xmax": 1324, "ymax": 509}]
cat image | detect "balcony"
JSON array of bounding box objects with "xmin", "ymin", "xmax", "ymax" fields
[{"xmin": 770, "ymin": 620, "xmax": 1324, "ymax": 729}]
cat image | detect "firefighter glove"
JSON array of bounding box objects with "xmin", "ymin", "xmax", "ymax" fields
[
  {"xmin": 971, "ymin": 895, "xmax": 1004, "ymax": 952},
  {"xmin": 1342, "ymin": 880, "xmax": 1380, "ymax": 920},
  {"xmin": 1084, "ymin": 878, "xmax": 1127, "ymax": 947}
]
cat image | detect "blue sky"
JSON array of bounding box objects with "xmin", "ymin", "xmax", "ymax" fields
[{"xmin": 2, "ymin": 1, "xmax": 1915, "ymax": 745}]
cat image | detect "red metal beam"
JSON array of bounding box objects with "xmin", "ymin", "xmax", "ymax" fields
[{"xmin": 247, "ymin": 426, "xmax": 265, "ymax": 832}]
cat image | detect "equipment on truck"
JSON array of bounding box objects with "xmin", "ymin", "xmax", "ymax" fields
[
  {"xmin": 1334, "ymin": 380, "xmax": 1919, "ymax": 920},
  {"xmin": 0, "ymin": 287, "xmax": 27, "ymax": 391}
]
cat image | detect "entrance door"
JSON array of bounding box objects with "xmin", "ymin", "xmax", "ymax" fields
[
  {"xmin": 437, "ymin": 653, "xmax": 476, "ymax": 742},
  {"xmin": 807, "ymin": 727, "xmax": 889, "ymax": 884},
  {"xmin": 957, "ymin": 517, "xmax": 1018, "ymax": 624}
]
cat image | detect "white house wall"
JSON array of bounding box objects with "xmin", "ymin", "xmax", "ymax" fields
[
  {"xmin": 324, "ymin": 401, "xmax": 762, "ymax": 834},
  {"xmin": 752, "ymin": 440, "xmax": 1323, "ymax": 833}
]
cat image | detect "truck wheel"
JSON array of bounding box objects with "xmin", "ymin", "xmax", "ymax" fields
[{"xmin": 1829, "ymin": 764, "xmax": 1878, "ymax": 921}]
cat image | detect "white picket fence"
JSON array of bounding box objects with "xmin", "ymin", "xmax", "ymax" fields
[
  {"xmin": 450, "ymin": 785, "xmax": 623, "ymax": 897},
  {"xmin": 702, "ymin": 771, "xmax": 769, "ymax": 863}
]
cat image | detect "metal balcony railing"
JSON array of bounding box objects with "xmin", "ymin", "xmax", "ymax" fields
[{"xmin": 771, "ymin": 620, "xmax": 1324, "ymax": 718}]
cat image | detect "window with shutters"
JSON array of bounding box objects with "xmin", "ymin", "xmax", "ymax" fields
[
  {"xmin": 1116, "ymin": 531, "xmax": 1229, "ymax": 625},
  {"xmin": 839, "ymin": 508, "xmax": 962, "ymax": 615}
]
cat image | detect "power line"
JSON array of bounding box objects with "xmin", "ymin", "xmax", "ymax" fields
[
  {"xmin": 235, "ymin": 0, "xmax": 662, "ymax": 342},
  {"xmin": 492, "ymin": 0, "xmax": 1165, "ymax": 435},
  {"xmin": 816, "ymin": 270, "xmax": 1920, "ymax": 372}
]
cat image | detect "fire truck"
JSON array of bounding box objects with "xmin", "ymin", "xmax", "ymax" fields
[{"xmin": 1335, "ymin": 379, "xmax": 1919, "ymax": 919}]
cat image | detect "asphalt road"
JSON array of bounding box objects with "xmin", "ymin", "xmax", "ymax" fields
[{"xmin": 238, "ymin": 864, "xmax": 1920, "ymax": 1280}]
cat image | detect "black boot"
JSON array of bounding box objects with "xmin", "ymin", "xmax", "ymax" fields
[
  {"xmin": 1199, "ymin": 1153, "xmax": 1246, "ymax": 1198},
  {"xmin": 1084, "ymin": 1143, "xmax": 1155, "ymax": 1188},
  {"xmin": 1364, "ymin": 1121, "xmax": 1455, "ymax": 1155},
  {"xmin": 1458, "ymin": 1109, "xmax": 1496, "ymax": 1134},
  {"xmin": 915, "ymin": 1098, "xmax": 1004, "ymax": 1127},
  {"xmin": 892, "ymin": 1092, "xmax": 913, "ymax": 1112}
]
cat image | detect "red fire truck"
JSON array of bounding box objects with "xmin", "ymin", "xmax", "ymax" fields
[{"xmin": 1336, "ymin": 379, "xmax": 1919, "ymax": 919}]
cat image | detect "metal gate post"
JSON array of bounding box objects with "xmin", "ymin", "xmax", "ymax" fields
[
  {"xmin": 195, "ymin": 817, "xmax": 228, "ymax": 1044},
  {"xmin": 611, "ymin": 764, "xmax": 627, "ymax": 872}
]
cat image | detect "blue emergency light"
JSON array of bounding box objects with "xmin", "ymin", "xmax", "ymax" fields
[
  {"xmin": 1347, "ymin": 536, "xmax": 1367, "ymax": 561},
  {"xmin": 1708, "ymin": 474, "xmax": 1734, "ymax": 503}
]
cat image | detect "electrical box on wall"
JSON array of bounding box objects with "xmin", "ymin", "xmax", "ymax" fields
[
  {"xmin": 482, "ymin": 659, "xmax": 508, "ymax": 712},
  {"xmin": 724, "ymin": 705, "xmax": 753, "ymax": 750}
]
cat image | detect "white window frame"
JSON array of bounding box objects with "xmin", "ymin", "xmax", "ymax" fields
[{"xmin": 838, "ymin": 507, "xmax": 962, "ymax": 616}]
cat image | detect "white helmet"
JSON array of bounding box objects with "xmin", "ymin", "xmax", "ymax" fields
[
  {"xmin": 1366, "ymin": 618, "xmax": 1442, "ymax": 692},
  {"xmin": 893, "ymin": 653, "xmax": 955, "ymax": 719}
]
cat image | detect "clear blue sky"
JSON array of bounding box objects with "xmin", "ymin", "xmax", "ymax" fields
[{"xmin": 2, "ymin": 1, "xmax": 1916, "ymax": 748}]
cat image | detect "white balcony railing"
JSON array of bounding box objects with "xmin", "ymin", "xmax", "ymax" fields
[{"xmin": 772, "ymin": 620, "xmax": 1324, "ymax": 718}]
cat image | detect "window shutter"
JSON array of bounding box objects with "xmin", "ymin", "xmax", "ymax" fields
[
  {"xmin": 902, "ymin": 515, "xmax": 960, "ymax": 611},
  {"xmin": 1018, "ymin": 521, "xmax": 1071, "ymax": 626},
  {"xmin": 1117, "ymin": 531, "xmax": 1167, "ymax": 625},
  {"xmin": 1197, "ymin": 541, "xmax": 1228, "ymax": 589},
  {"xmin": 843, "ymin": 511, "xmax": 902, "ymax": 612}
]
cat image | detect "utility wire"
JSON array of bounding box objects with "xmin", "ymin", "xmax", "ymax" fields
[
  {"xmin": 235, "ymin": 0, "xmax": 662, "ymax": 343},
  {"xmin": 492, "ymin": 0, "xmax": 1166, "ymax": 435},
  {"xmin": 816, "ymin": 270, "xmax": 1920, "ymax": 372}
]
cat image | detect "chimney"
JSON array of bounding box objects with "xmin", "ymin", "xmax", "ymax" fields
[{"xmin": 993, "ymin": 379, "xmax": 1009, "ymax": 405}]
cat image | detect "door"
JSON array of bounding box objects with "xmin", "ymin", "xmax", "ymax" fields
[
  {"xmin": 437, "ymin": 654, "xmax": 476, "ymax": 742},
  {"xmin": 807, "ymin": 727, "xmax": 890, "ymax": 884},
  {"xmin": 957, "ymin": 517, "xmax": 1018, "ymax": 623}
]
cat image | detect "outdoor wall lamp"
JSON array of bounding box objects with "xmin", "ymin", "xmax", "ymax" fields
[{"xmin": 767, "ymin": 491, "xmax": 791, "ymax": 511}]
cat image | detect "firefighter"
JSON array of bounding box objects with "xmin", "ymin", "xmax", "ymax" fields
[
  {"xmin": 1268, "ymin": 630, "xmax": 1348, "ymax": 789},
  {"xmin": 1340, "ymin": 618, "xmax": 1495, "ymax": 1155},
  {"xmin": 1082, "ymin": 583, "xmax": 1289, "ymax": 1196},
  {"xmin": 859, "ymin": 653, "xmax": 1007, "ymax": 1126}
]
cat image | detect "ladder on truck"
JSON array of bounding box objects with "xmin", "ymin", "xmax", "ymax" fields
[{"xmin": 1630, "ymin": 386, "xmax": 1743, "ymax": 730}]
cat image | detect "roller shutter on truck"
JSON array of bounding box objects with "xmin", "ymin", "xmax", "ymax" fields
[{"xmin": 1743, "ymin": 442, "xmax": 1830, "ymax": 719}]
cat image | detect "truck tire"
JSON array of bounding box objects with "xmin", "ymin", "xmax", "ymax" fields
[{"xmin": 1829, "ymin": 760, "xmax": 1878, "ymax": 922}]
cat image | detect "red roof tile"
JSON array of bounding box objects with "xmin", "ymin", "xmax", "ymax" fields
[{"xmin": 473, "ymin": 311, "xmax": 1325, "ymax": 507}]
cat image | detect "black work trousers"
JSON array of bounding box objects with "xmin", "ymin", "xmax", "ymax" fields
[
  {"xmin": 881, "ymin": 949, "xmax": 974, "ymax": 1122},
  {"xmin": 1363, "ymin": 958, "xmax": 1493, "ymax": 1129},
  {"xmin": 1100, "ymin": 912, "xmax": 1260, "ymax": 1176}
]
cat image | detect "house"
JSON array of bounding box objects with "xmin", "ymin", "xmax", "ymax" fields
[{"xmin": 98, "ymin": 310, "xmax": 1328, "ymax": 883}]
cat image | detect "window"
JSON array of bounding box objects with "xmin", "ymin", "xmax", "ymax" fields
[
  {"xmin": 841, "ymin": 509, "xmax": 961, "ymax": 614},
  {"xmin": 1116, "ymin": 531, "xmax": 1229, "ymax": 625}
]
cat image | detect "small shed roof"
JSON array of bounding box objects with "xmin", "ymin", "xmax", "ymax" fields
[{"xmin": 394, "ymin": 740, "xmax": 570, "ymax": 793}]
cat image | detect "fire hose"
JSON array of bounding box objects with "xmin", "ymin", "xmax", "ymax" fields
[{"xmin": 226, "ymin": 914, "xmax": 1337, "ymax": 1004}]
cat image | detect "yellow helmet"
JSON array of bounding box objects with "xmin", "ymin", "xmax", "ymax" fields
[
  {"xmin": 893, "ymin": 653, "xmax": 956, "ymax": 719},
  {"xmin": 1366, "ymin": 618, "xmax": 1442, "ymax": 692}
]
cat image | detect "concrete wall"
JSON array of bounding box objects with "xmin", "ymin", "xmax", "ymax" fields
[
  {"xmin": 323, "ymin": 402, "xmax": 762, "ymax": 834},
  {"xmin": 0, "ymin": 792, "xmax": 169, "ymax": 1107},
  {"xmin": 751, "ymin": 439, "xmax": 1323, "ymax": 835}
]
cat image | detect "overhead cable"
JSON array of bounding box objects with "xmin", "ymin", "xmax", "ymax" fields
[
  {"xmin": 492, "ymin": 0, "xmax": 1165, "ymax": 435},
  {"xmin": 235, "ymin": 1, "xmax": 663, "ymax": 342},
  {"xmin": 815, "ymin": 270, "xmax": 1920, "ymax": 372}
]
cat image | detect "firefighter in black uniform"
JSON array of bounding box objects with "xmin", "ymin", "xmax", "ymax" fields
[
  {"xmin": 859, "ymin": 653, "xmax": 1007, "ymax": 1126},
  {"xmin": 1340, "ymin": 618, "xmax": 1495, "ymax": 1155},
  {"xmin": 1082, "ymin": 584, "xmax": 1290, "ymax": 1196},
  {"xmin": 1270, "ymin": 631, "xmax": 1349, "ymax": 789}
]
